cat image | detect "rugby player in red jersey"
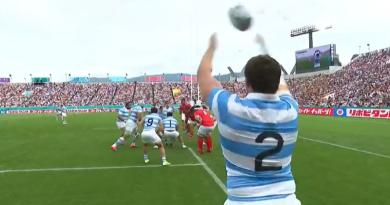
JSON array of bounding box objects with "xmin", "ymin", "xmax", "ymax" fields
[
  {"xmin": 190, "ymin": 106, "xmax": 215, "ymax": 154},
  {"xmin": 179, "ymin": 98, "xmax": 194, "ymax": 138}
]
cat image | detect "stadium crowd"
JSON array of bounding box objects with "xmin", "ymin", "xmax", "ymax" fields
[
  {"xmin": 288, "ymin": 48, "xmax": 390, "ymax": 107},
  {"xmin": 1, "ymin": 48, "xmax": 389, "ymax": 108}
]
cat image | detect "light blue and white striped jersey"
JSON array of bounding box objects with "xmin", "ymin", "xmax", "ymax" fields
[
  {"xmin": 129, "ymin": 105, "xmax": 143, "ymax": 123},
  {"xmin": 158, "ymin": 110, "xmax": 164, "ymax": 120},
  {"xmin": 57, "ymin": 106, "xmax": 66, "ymax": 113},
  {"xmin": 143, "ymin": 113, "xmax": 162, "ymax": 131},
  {"xmin": 117, "ymin": 107, "xmax": 129, "ymax": 122},
  {"xmin": 162, "ymin": 117, "xmax": 177, "ymax": 132},
  {"xmin": 208, "ymin": 88, "xmax": 299, "ymax": 202},
  {"xmin": 162, "ymin": 107, "xmax": 173, "ymax": 119}
]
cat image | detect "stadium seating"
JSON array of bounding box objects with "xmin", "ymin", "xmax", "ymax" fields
[
  {"xmin": 1, "ymin": 49, "xmax": 389, "ymax": 108},
  {"xmin": 288, "ymin": 48, "xmax": 390, "ymax": 108}
]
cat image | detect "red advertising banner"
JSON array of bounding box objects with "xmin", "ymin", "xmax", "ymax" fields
[
  {"xmin": 181, "ymin": 75, "xmax": 197, "ymax": 82},
  {"xmin": 299, "ymin": 108, "xmax": 334, "ymax": 116},
  {"xmin": 145, "ymin": 75, "xmax": 163, "ymax": 82},
  {"xmin": 347, "ymin": 108, "xmax": 390, "ymax": 119}
]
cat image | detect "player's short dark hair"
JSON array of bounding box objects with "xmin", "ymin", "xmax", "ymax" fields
[
  {"xmin": 125, "ymin": 102, "xmax": 132, "ymax": 109},
  {"xmin": 244, "ymin": 55, "xmax": 281, "ymax": 94},
  {"xmin": 167, "ymin": 112, "xmax": 173, "ymax": 117},
  {"xmin": 189, "ymin": 105, "xmax": 201, "ymax": 115},
  {"xmin": 150, "ymin": 107, "xmax": 158, "ymax": 113}
]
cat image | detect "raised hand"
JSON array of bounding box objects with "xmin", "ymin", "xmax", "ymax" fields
[{"xmin": 208, "ymin": 33, "xmax": 218, "ymax": 52}]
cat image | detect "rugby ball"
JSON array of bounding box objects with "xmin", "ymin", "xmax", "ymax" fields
[{"xmin": 228, "ymin": 5, "xmax": 252, "ymax": 31}]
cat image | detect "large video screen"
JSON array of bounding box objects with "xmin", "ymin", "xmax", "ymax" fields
[
  {"xmin": 295, "ymin": 44, "xmax": 333, "ymax": 74},
  {"xmin": 32, "ymin": 77, "xmax": 50, "ymax": 84},
  {"xmin": 0, "ymin": 77, "xmax": 10, "ymax": 83}
]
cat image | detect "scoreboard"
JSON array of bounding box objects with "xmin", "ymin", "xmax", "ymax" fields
[
  {"xmin": 295, "ymin": 44, "xmax": 336, "ymax": 74},
  {"xmin": 32, "ymin": 77, "xmax": 50, "ymax": 84}
]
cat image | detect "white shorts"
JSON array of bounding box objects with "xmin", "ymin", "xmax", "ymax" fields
[
  {"xmin": 141, "ymin": 130, "xmax": 162, "ymax": 144},
  {"xmin": 181, "ymin": 113, "xmax": 186, "ymax": 121},
  {"xmin": 188, "ymin": 120, "xmax": 196, "ymax": 125},
  {"xmin": 164, "ymin": 131, "xmax": 179, "ymax": 138},
  {"xmin": 224, "ymin": 194, "xmax": 301, "ymax": 205},
  {"xmin": 125, "ymin": 120, "xmax": 137, "ymax": 135},
  {"xmin": 197, "ymin": 125, "xmax": 214, "ymax": 137},
  {"xmin": 116, "ymin": 121, "xmax": 126, "ymax": 129},
  {"xmin": 61, "ymin": 113, "xmax": 67, "ymax": 117}
]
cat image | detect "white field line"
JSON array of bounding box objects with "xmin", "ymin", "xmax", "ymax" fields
[
  {"xmin": 300, "ymin": 136, "xmax": 390, "ymax": 159},
  {"xmin": 188, "ymin": 148, "xmax": 227, "ymax": 194},
  {"xmin": 0, "ymin": 163, "xmax": 202, "ymax": 174}
]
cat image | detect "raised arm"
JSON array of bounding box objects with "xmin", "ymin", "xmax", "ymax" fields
[
  {"xmin": 197, "ymin": 33, "xmax": 222, "ymax": 101},
  {"xmin": 276, "ymin": 75, "xmax": 291, "ymax": 95}
]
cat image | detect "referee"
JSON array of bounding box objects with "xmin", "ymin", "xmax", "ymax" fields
[{"xmin": 197, "ymin": 34, "xmax": 300, "ymax": 205}]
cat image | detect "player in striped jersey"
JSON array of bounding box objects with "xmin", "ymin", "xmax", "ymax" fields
[
  {"xmin": 162, "ymin": 102, "xmax": 174, "ymax": 119},
  {"xmin": 162, "ymin": 112, "xmax": 187, "ymax": 148},
  {"xmin": 111, "ymin": 102, "xmax": 131, "ymax": 151},
  {"xmin": 126, "ymin": 103, "xmax": 144, "ymax": 148},
  {"xmin": 56, "ymin": 105, "xmax": 67, "ymax": 125},
  {"xmin": 141, "ymin": 107, "xmax": 170, "ymax": 166},
  {"xmin": 158, "ymin": 105, "xmax": 165, "ymax": 119},
  {"xmin": 197, "ymin": 34, "xmax": 301, "ymax": 205},
  {"xmin": 111, "ymin": 102, "xmax": 143, "ymax": 151}
]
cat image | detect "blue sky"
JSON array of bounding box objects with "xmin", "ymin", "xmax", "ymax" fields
[{"xmin": 0, "ymin": 0, "xmax": 389, "ymax": 82}]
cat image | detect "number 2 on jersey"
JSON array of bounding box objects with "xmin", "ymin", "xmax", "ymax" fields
[{"xmin": 255, "ymin": 131, "xmax": 284, "ymax": 172}]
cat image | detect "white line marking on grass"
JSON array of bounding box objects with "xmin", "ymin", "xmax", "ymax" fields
[
  {"xmin": 300, "ymin": 136, "xmax": 390, "ymax": 159},
  {"xmin": 0, "ymin": 163, "xmax": 202, "ymax": 174},
  {"xmin": 188, "ymin": 148, "xmax": 227, "ymax": 194}
]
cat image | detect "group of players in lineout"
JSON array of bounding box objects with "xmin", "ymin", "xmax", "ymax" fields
[
  {"xmin": 110, "ymin": 98, "xmax": 216, "ymax": 166},
  {"xmin": 55, "ymin": 35, "xmax": 301, "ymax": 204}
]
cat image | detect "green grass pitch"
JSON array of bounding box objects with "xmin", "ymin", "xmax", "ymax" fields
[{"xmin": 0, "ymin": 113, "xmax": 389, "ymax": 205}]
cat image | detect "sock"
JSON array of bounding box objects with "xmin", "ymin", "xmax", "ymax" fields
[
  {"xmin": 131, "ymin": 134, "xmax": 137, "ymax": 144},
  {"xmin": 197, "ymin": 138, "xmax": 204, "ymax": 153},
  {"xmin": 114, "ymin": 137, "xmax": 125, "ymax": 146},
  {"xmin": 206, "ymin": 136, "xmax": 213, "ymax": 152},
  {"xmin": 161, "ymin": 156, "xmax": 167, "ymax": 161},
  {"xmin": 144, "ymin": 154, "xmax": 149, "ymax": 160},
  {"xmin": 168, "ymin": 137, "xmax": 173, "ymax": 145},
  {"xmin": 189, "ymin": 127, "xmax": 193, "ymax": 138}
]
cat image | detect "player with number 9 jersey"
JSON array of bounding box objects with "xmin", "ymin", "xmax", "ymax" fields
[
  {"xmin": 141, "ymin": 107, "xmax": 170, "ymax": 166},
  {"xmin": 143, "ymin": 113, "xmax": 162, "ymax": 132}
]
